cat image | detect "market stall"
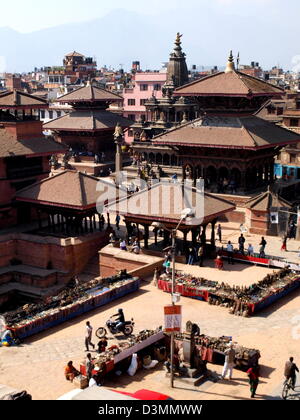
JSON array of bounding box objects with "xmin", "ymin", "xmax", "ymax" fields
[
  {"xmin": 174, "ymin": 333, "xmax": 260, "ymax": 372},
  {"xmin": 158, "ymin": 269, "xmax": 300, "ymax": 317},
  {"xmin": 220, "ymin": 249, "xmax": 300, "ymax": 272},
  {"xmin": 158, "ymin": 273, "xmax": 217, "ymax": 302},
  {"xmin": 2, "ymin": 273, "xmax": 140, "ymax": 340},
  {"xmin": 80, "ymin": 328, "xmax": 165, "ymax": 378}
]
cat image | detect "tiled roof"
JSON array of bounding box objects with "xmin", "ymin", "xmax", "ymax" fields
[
  {"xmin": 0, "ymin": 90, "xmax": 48, "ymax": 108},
  {"xmin": 57, "ymin": 85, "xmax": 123, "ymax": 103},
  {"xmin": 16, "ymin": 170, "xmax": 100, "ymax": 209},
  {"xmin": 65, "ymin": 51, "xmax": 85, "ymax": 57},
  {"xmin": 153, "ymin": 116, "xmax": 300, "ymax": 150},
  {"xmin": 174, "ymin": 70, "xmax": 283, "ymax": 97},
  {"xmin": 246, "ymin": 190, "xmax": 292, "ymax": 211},
  {"xmin": 0, "ymin": 130, "xmax": 66, "ymax": 158},
  {"xmin": 43, "ymin": 110, "xmax": 133, "ymax": 131},
  {"xmin": 107, "ymin": 183, "xmax": 235, "ymax": 224}
]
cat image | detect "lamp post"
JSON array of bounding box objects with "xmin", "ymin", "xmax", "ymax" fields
[{"xmin": 152, "ymin": 208, "xmax": 194, "ymax": 388}]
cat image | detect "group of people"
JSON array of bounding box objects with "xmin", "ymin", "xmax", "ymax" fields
[
  {"xmin": 64, "ymin": 320, "xmax": 111, "ymax": 388},
  {"xmin": 222, "ymin": 343, "xmax": 299, "ymax": 399},
  {"xmin": 226, "ymin": 236, "xmax": 267, "ymax": 264}
]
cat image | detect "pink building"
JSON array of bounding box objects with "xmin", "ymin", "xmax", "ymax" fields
[{"xmin": 123, "ymin": 71, "xmax": 167, "ymax": 143}]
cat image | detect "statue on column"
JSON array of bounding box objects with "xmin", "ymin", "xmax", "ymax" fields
[
  {"xmin": 114, "ymin": 123, "xmax": 124, "ymax": 181},
  {"xmin": 114, "ymin": 122, "xmax": 124, "ymax": 141},
  {"xmin": 49, "ymin": 154, "xmax": 59, "ymax": 170},
  {"xmin": 62, "ymin": 153, "xmax": 71, "ymax": 169}
]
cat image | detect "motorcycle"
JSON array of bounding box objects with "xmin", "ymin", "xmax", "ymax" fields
[{"xmin": 96, "ymin": 318, "xmax": 135, "ymax": 338}]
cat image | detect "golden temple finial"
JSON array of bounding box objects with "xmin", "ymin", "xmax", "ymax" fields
[
  {"xmin": 225, "ymin": 50, "xmax": 235, "ymax": 73},
  {"xmin": 175, "ymin": 32, "xmax": 183, "ymax": 45}
]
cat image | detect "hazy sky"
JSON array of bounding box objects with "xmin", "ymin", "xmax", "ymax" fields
[
  {"xmin": 0, "ymin": 0, "xmax": 288, "ymax": 33},
  {"xmin": 0, "ymin": 0, "xmax": 299, "ymax": 71}
]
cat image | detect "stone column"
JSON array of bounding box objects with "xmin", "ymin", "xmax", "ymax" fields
[
  {"xmin": 211, "ymin": 221, "xmax": 216, "ymax": 249},
  {"xmin": 144, "ymin": 225, "xmax": 149, "ymax": 249}
]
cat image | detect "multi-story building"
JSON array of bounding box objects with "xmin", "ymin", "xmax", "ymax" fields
[
  {"xmin": 123, "ymin": 69, "xmax": 167, "ymax": 142},
  {"xmin": 0, "ymin": 89, "xmax": 66, "ymax": 228}
]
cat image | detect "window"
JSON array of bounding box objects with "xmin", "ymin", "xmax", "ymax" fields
[
  {"xmin": 140, "ymin": 99, "xmax": 147, "ymax": 106},
  {"xmin": 56, "ymin": 111, "xmax": 62, "ymax": 118},
  {"xmin": 40, "ymin": 110, "xmax": 45, "ymax": 119},
  {"xmin": 128, "ymin": 99, "xmax": 136, "ymax": 106},
  {"xmin": 48, "ymin": 111, "xmax": 53, "ymax": 119},
  {"xmin": 128, "ymin": 129, "xmax": 134, "ymax": 137},
  {"xmin": 140, "ymin": 84, "xmax": 148, "ymax": 91},
  {"xmin": 290, "ymin": 118, "xmax": 299, "ymax": 127},
  {"xmin": 128, "ymin": 114, "xmax": 135, "ymax": 121},
  {"xmin": 290, "ymin": 154, "xmax": 297, "ymax": 164},
  {"xmin": 153, "ymin": 84, "xmax": 161, "ymax": 91}
]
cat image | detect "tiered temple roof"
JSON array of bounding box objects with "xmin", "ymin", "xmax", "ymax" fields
[
  {"xmin": 153, "ymin": 115, "xmax": 300, "ymax": 150},
  {"xmin": 44, "ymin": 110, "xmax": 133, "ymax": 132},
  {"xmin": 246, "ymin": 189, "xmax": 292, "ymax": 212},
  {"xmin": 0, "ymin": 131, "xmax": 66, "ymax": 158},
  {"xmin": 56, "ymin": 85, "xmax": 123, "ymax": 104},
  {"xmin": 174, "ymin": 52, "xmax": 283, "ymax": 98},
  {"xmin": 16, "ymin": 170, "xmax": 101, "ymax": 210},
  {"xmin": 0, "ymin": 90, "xmax": 48, "ymax": 109},
  {"xmin": 107, "ymin": 183, "xmax": 235, "ymax": 225}
]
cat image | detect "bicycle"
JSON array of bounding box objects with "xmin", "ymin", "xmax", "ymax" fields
[{"xmin": 282, "ymin": 377, "xmax": 294, "ymax": 400}]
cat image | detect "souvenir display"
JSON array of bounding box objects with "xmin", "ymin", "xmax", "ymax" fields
[
  {"xmin": 174, "ymin": 331, "xmax": 261, "ymax": 370},
  {"xmin": 2, "ymin": 274, "xmax": 140, "ymax": 340},
  {"xmin": 159, "ymin": 268, "xmax": 300, "ymax": 317}
]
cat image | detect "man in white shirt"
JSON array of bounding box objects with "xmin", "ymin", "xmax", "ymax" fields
[
  {"xmin": 221, "ymin": 343, "xmax": 236, "ymax": 380},
  {"xmin": 227, "ymin": 241, "xmax": 234, "ymax": 265},
  {"xmin": 248, "ymin": 244, "xmax": 254, "ymax": 257}
]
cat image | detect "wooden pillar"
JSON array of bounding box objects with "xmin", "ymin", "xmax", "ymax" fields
[
  {"xmin": 163, "ymin": 230, "xmax": 169, "ymax": 247},
  {"xmin": 144, "ymin": 225, "xmax": 149, "ymax": 249},
  {"xmin": 211, "ymin": 221, "xmax": 216, "ymax": 249},
  {"xmin": 201, "ymin": 224, "xmax": 207, "ymax": 245},
  {"xmin": 192, "ymin": 228, "xmax": 198, "ymax": 246}
]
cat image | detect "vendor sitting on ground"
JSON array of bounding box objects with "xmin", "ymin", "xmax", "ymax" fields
[
  {"xmin": 97, "ymin": 337, "xmax": 108, "ymax": 354},
  {"xmin": 65, "ymin": 361, "xmax": 80, "ymax": 382},
  {"xmin": 1, "ymin": 329, "xmax": 15, "ymax": 347}
]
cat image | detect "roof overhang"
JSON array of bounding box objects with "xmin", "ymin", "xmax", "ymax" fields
[
  {"xmin": 173, "ymin": 92, "xmax": 283, "ymax": 98},
  {"xmin": 15, "ymin": 197, "xmax": 96, "ymax": 211},
  {"xmin": 153, "ymin": 140, "xmax": 299, "ymax": 151}
]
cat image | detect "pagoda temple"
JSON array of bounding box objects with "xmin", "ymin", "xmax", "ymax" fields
[
  {"xmin": 0, "ymin": 89, "xmax": 66, "ymax": 228},
  {"xmin": 130, "ymin": 52, "xmax": 300, "ymax": 195},
  {"xmin": 43, "ymin": 83, "xmax": 132, "ymax": 159},
  {"xmin": 131, "ymin": 33, "xmax": 197, "ymax": 142}
]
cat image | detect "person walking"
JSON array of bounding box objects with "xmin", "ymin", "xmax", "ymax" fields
[
  {"xmin": 281, "ymin": 236, "xmax": 288, "ymax": 252},
  {"xmin": 85, "ymin": 321, "xmax": 95, "ymax": 352},
  {"xmin": 115, "ymin": 214, "xmax": 121, "ymax": 231},
  {"xmin": 221, "ymin": 342, "xmax": 236, "ymax": 380},
  {"xmin": 284, "ymin": 357, "xmax": 299, "ymax": 390},
  {"xmin": 259, "ymin": 237, "xmax": 267, "ymax": 258},
  {"xmin": 227, "ymin": 241, "xmax": 234, "ymax": 265},
  {"xmin": 217, "ymin": 224, "xmax": 222, "ymax": 243},
  {"xmin": 238, "ymin": 234, "xmax": 246, "ymax": 255},
  {"xmin": 188, "ymin": 247, "xmax": 195, "ymax": 265},
  {"xmin": 198, "ymin": 245, "xmax": 205, "ymax": 267},
  {"xmin": 247, "ymin": 365, "xmax": 260, "ymax": 398}
]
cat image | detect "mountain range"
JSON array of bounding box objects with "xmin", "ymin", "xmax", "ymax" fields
[{"xmin": 0, "ymin": 8, "xmax": 299, "ymax": 73}]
